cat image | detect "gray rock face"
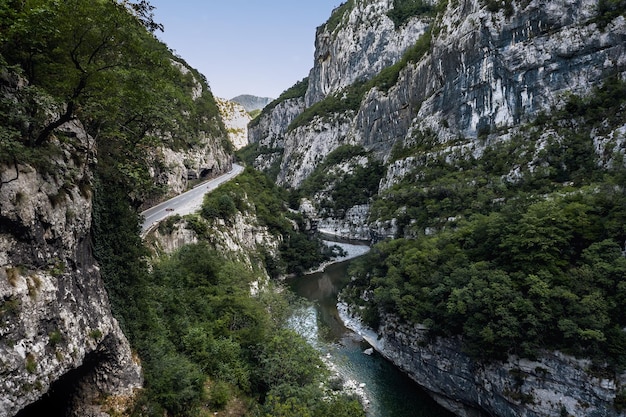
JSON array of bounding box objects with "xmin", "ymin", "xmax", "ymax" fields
[
  {"xmin": 305, "ymin": 0, "xmax": 431, "ymax": 106},
  {"xmin": 339, "ymin": 305, "xmax": 626, "ymax": 417},
  {"xmin": 0, "ymin": 121, "xmax": 141, "ymax": 417},
  {"xmin": 251, "ymin": 0, "xmax": 626, "ymax": 185},
  {"xmin": 415, "ymin": 0, "xmax": 626, "ymax": 136},
  {"xmin": 248, "ymin": 97, "xmax": 306, "ymax": 148},
  {"xmin": 230, "ymin": 94, "xmax": 273, "ymax": 112}
]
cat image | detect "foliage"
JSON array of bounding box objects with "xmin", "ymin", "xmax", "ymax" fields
[
  {"xmin": 288, "ymin": 82, "xmax": 366, "ymax": 131},
  {"xmin": 324, "ymin": 1, "xmax": 355, "ymax": 34},
  {"xmin": 483, "ymin": 0, "xmax": 515, "ymax": 17},
  {"xmin": 0, "ymin": 0, "xmax": 227, "ymax": 203},
  {"xmin": 346, "ymin": 78, "xmax": 626, "ymax": 367},
  {"xmin": 387, "ymin": 0, "xmax": 435, "ymax": 28},
  {"xmin": 200, "ymin": 168, "xmax": 330, "ymax": 275},
  {"xmin": 596, "ymin": 0, "xmax": 626, "ymax": 28},
  {"xmin": 348, "ymin": 189, "xmax": 626, "ymax": 363},
  {"xmin": 615, "ymin": 389, "xmax": 626, "ymax": 412},
  {"xmin": 298, "ymin": 145, "xmax": 385, "ymax": 216}
]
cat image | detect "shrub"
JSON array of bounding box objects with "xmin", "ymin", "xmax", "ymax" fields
[
  {"xmin": 25, "ymin": 354, "xmax": 37, "ymax": 373},
  {"xmin": 207, "ymin": 381, "xmax": 231, "ymax": 410},
  {"xmin": 387, "ymin": 0, "xmax": 435, "ymax": 28}
]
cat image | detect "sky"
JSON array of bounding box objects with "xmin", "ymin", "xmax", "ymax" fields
[{"xmin": 148, "ymin": 1, "xmax": 342, "ymax": 100}]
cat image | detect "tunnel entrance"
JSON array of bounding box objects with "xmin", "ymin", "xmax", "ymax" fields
[
  {"xmin": 200, "ymin": 167, "xmax": 213, "ymax": 178},
  {"xmin": 15, "ymin": 350, "xmax": 103, "ymax": 417}
]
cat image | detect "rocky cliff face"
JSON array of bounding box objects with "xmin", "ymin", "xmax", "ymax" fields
[
  {"xmin": 144, "ymin": 63, "xmax": 232, "ymax": 205},
  {"xmin": 247, "ymin": 97, "xmax": 306, "ymax": 175},
  {"xmin": 0, "ymin": 121, "xmax": 141, "ymax": 417},
  {"xmin": 305, "ymin": 0, "xmax": 431, "ymax": 106},
  {"xmin": 251, "ymin": 0, "xmax": 626, "ymax": 186},
  {"xmin": 217, "ymin": 98, "xmax": 251, "ymax": 150},
  {"xmin": 339, "ymin": 304, "xmax": 626, "ymax": 417}
]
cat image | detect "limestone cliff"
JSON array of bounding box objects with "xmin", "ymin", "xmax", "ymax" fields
[
  {"xmin": 0, "ymin": 120, "xmax": 141, "ymax": 417},
  {"xmin": 217, "ymin": 98, "xmax": 251, "ymax": 150},
  {"xmin": 339, "ymin": 304, "xmax": 626, "ymax": 417},
  {"xmin": 305, "ymin": 0, "xmax": 432, "ymax": 106},
  {"xmin": 247, "ymin": 96, "xmax": 307, "ymax": 175},
  {"xmin": 250, "ymin": 0, "xmax": 626, "ymax": 187}
]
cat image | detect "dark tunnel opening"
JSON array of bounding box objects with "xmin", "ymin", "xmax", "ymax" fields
[{"xmin": 15, "ymin": 350, "xmax": 102, "ymax": 417}]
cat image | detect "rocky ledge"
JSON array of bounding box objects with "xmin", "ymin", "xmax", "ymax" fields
[{"xmin": 338, "ymin": 303, "xmax": 626, "ymax": 417}]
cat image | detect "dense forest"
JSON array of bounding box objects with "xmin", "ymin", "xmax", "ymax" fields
[{"xmin": 342, "ymin": 78, "xmax": 626, "ymax": 369}]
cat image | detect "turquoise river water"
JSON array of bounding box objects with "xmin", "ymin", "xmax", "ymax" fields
[{"xmin": 287, "ymin": 247, "xmax": 456, "ymax": 417}]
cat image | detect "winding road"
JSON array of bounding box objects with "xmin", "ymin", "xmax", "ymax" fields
[{"xmin": 141, "ymin": 163, "xmax": 244, "ymax": 235}]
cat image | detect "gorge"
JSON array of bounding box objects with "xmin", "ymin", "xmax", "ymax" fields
[{"xmin": 2, "ymin": 0, "xmax": 626, "ymax": 416}]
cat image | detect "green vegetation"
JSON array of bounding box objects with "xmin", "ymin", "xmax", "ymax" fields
[
  {"xmin": 236, "ymin": 142, "xmax": 284, "ymax": 181},
  {"xmin": 387, "ymin": 0, "xmax": 435, "ymax": 28},
  {"xmin": 483, "ymin": 0, "xmax": 515, "ymax": 17},
  {"xmin": 48, "ymin": 330, "xmax": 62, "ymax": 347},
  {"xmin": 596, "ymin": 0, "xmax": 626, "ymax": 28},
  {"xmin": 344, "ymin": 78, "xmax": 626, "ymax": 367},
  {"xmin": 297, "ymin": 145, "xmax": 385, "ymax": 216},
  {"xmin": 1, "ymin": 0, "xmax": 227, "ymax": 204},
  {"xmin": 200, "ymin": 168, "xmax": 332, "ymax": 275},
  {"xmin": 25, "ymin": 354, "xmax": 37, "ymax": 374},
  {"xmin": 288, "ymin": 30, "xmax": 431, "ymax": 131},
  {"xmin": 615, "ymin": 389, "xmax": 626, "ymax": 412},
  {"xmin": 0, "ymin": 1, "xmax": 358, "ymax": 414},
  {"xmin": 324, "ymin": 1, "xmax": 355, "ymax": 34},
  {"xmin": 249, "ymin": 78, "xmax": 308, "ymax": 129},
  {"xmin": 96, "ymin": 183, "xmax": 361, "ymax": 416}
]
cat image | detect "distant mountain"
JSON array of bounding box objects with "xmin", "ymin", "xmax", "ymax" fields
[{"xmin": 230, "ymin": 94, "xmax": 273, "ymax": 112}]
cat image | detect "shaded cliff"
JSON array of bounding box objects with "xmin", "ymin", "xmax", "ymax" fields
[{"xmin": 0, "ymin": 117, "xmax": 141, "ymax": 417}]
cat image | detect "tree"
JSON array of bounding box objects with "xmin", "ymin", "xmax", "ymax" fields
[{"xmin": 1, "ymin": 0, "xmax": 153, "ymax": 146}]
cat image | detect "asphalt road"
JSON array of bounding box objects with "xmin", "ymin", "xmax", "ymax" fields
[{"xmin": 141, "ymin": 163, "xmax": 244, "ymax": 235}]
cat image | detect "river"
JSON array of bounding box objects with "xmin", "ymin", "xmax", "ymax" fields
[{"xmin": 287, "ymin": 242, "xmax": 455, "ymax": 417}]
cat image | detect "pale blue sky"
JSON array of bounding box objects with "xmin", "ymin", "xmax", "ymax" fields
[{"xmin": 149, "ymin": 1, "xmax": 342, "ymax": 99}]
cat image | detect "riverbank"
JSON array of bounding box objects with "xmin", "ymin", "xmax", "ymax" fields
[{"xmin": 305, "ymin": 239, "xmax": 371, "ymax": 274}]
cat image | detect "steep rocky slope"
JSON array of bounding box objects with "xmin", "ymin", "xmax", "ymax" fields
[
  {"xmin": 251, "ymin": 0, "xmax": 626, "ymax": 188},
  {"xmin": 0, "ymin": 119, "xmax": 141, "ymax": 417},
  {"xmin": 217, "ymin": 98, "xmax": 251, "ymax": 150}
]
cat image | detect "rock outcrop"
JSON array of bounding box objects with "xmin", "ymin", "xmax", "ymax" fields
[
  {"xmin": 0, "ymin": 121, "xmax": 141, "ymax": 417},
  {"xmin": 339, "ymin": 304, "xmax": 626, "ymax": 417},
  {"xmin": 217, "ymin": 98, "xmax": 251, "ymax": 150}
]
